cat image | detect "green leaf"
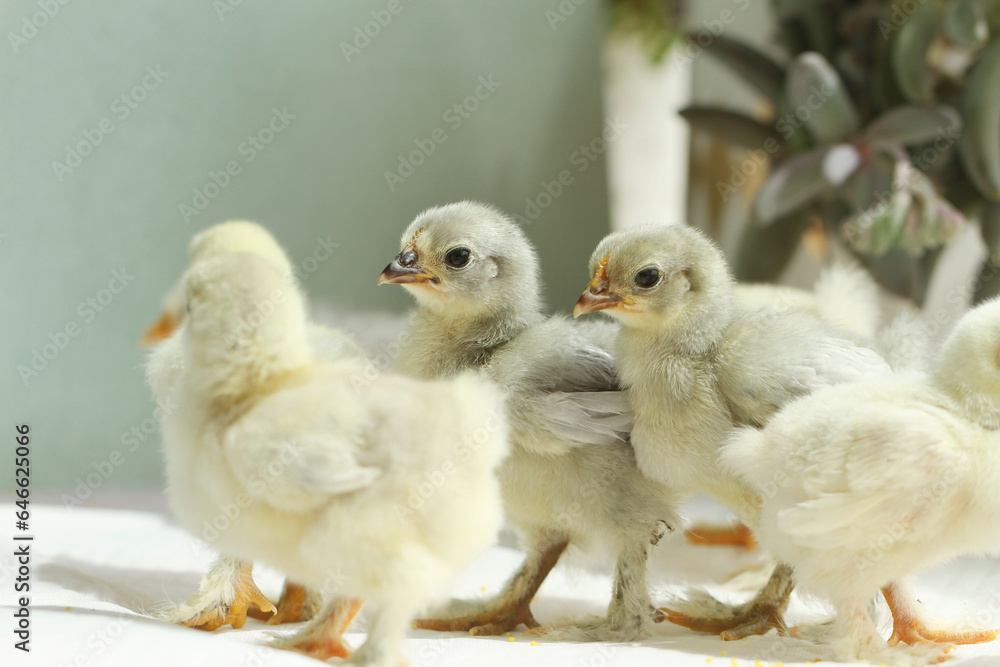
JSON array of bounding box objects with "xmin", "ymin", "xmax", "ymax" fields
[
  {"xmin": 980, "ymin": 200, "xmax": 1000, "ymax": 252},
  {"xmin": 688, "ymin": 33, "xmax": 786, "ymax": 106},
  {"xmin": 786, "ymin": 52, "xmax": 860, "ymax": 144},
  {"xmin": 843, "ymin": 151, "xmax": 896, "ymax": 213},
  {"xmin": 679, "ymin": 107, "xmax": 785, "ymax": 152},
  {"xmin": 973, "ymin": 258, "xmax": 1000, "ymax": 303},
  {"xmin": 863, "ymin": 105, "xmax": 962, "ymax": 147},
  {"xmin": 944, "ymin": 0, "xmax": 989, "ymax": 49},
  {"xmin": 754, "ymin": 146, "xmax": 843, "ymax": 224},
  {"xmin": 891, "ymin": 1, "xmax": 944, "ymax": 103},
  {"xmin": 733, "ymin": 208, "xmax": 813, "ymax": 283}
]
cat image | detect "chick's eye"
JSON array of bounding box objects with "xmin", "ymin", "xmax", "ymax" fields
[
  {"xmin": 635, "ymin": 267, "xmax": 660, "ymax": 288},
  {"xmin": 445, "ymin": 247, "xmax": 471, "ymax": 268}
]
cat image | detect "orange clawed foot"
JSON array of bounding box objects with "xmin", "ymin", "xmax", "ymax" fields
[
  {"xmin": 656, "ymin": 604, "xmax": 786, "ymax": 640},
  {"xmin": 889, "ymin": 616, "xmax": 996, "ymax": 647},
  {"xmin": 247, "ymin": 581, "xmax": 318, "ymax": 625},
  {"xmin": 883, "ymin": 583, "xmax": 998, "ymax": 648},
  {"xmin": 684, "ymin": 523, "xmax": 756, "ymax": 550},
  {"xmin": 415, "ymin": 598, "xmax": 539, "ymax": 636},
  {"xmin": 179, "ymin": 561, "xmax": 277, "ymax": 631},
  {"xmin": 275, "ymin": 597, "xmax": 363, "ymax": 660}
]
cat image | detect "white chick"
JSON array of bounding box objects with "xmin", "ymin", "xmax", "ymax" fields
[
  {"xmin": 160, "ymin": 250, "xmax": 507, "ymax": 665},
  {"xmin": 574, "ymin": 224, "xmax": 890, "ymax": 639},
  {"xmin": 378, "ymin": 202, "xmax": 681, "ymax": 641},
  {"xmin": 692, "ymin": 263, "xmax": 884, "ymax": 549},
  {"xmin": 147, "ymin": 221, "xmax": 359, "ymax": 630},
  {"xmin": 734, "ymin": 262, "xmax": 881, "ymax": 340},
  {"xmin": 721, "ymin": 298, "xmax": 1000, "ymax": 666}
]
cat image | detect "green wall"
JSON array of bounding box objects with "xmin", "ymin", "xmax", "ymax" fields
[{"xmin": 0, "ymin": 1, "xmax": 612, "ymax": 494}]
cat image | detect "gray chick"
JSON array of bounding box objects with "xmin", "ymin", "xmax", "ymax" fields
[
  {"xmin": 574, "ymin": 224, "xmax": 891, "ymax": 640},
  {"xmin": 377, "ymin": 201, "xmax": 681, "ymax": 641}
]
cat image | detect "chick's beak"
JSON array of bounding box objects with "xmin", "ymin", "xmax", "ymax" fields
[
  {"xmin": 377, "ymin": 250, "xmax": 438, "ymax": 286},
  {"xmin": 574, "ymin": 290, "xmax": 625, "ymax": 318},
  {"xmin": 573, "ymin": 255, "xmax": 630, "ymax": 318},
  {"xmin": 140, "ymin": 311, "xmax": 181, "ymax": 346}
]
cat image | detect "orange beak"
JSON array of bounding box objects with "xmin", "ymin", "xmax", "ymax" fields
[
  {"xmin": 377, "ymin": 250, "xmax": 439, "ymax": 286},
  {"xmin": 573, "ymin": 254, "xmax": 632, "ymax": 318},
  {"xmin": 140, "ymin": 311, "xmax": 181, "ymax": 346}
]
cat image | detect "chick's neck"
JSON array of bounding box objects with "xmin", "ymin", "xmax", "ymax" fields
[
  {"xmin": 185, "ymin": 325, "xmax": 313, "ymax": 420},
  {"xmin": 397, "ymin": 302, "xmax": 542, "ymax": 378}
]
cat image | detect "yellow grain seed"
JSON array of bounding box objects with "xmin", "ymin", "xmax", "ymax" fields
[
  {"xmin": 508, "ymin": 636, "xmax": 515, "ymax": 642},
  {"xmin": 530, "ymin": 641, "xmax": 539, "ymax": 646}
]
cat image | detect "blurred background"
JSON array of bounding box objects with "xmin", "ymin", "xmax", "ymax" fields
[{"xmin": 2, "ymin": 0, "xmax": 993, "ymax": 499}]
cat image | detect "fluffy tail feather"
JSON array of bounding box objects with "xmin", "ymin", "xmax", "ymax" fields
[
  {"xmin": 812, "ymin": 264, "xmax": 880, "ymax": 340},
  {"xmin": 719, "ymin": 426, "xmax": 772, "ymax": 493},
  {"xmin": 873, "ymin": 309, "xmax": 932, "ymax": 372}
]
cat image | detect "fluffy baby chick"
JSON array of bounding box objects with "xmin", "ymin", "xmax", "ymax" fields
[
  {"xmin": 378, "ymin": 202, "xmax": 681, "ymax": 641},
  {"xmin": 691, "ymin": 263, "xmax": 883, "ymax": 548},
  {"xmin": 148, "ymin": 221, "xmax": 359, "ymax": 630},
  {"xmin": 574, "ymin": 224, "xmax": 890, "ymax": 639},
  {"xmin": 735, "ymin": 262, "xmax": 881, "ymax": 341},
  {"xmin": 160, "ymin": 250, "xmax": 507, "ymax": 665},
  {"xmin": 721, "ymin": 298, "xmax": 1000, "ymax": 666}
]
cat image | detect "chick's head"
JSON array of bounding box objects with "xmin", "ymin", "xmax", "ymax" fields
[
  {"xmin": 934, "ymin": 297, "xmax": 1000, "ymax": 426},
  {"xmin": 182, "ymin": 252, "xmax": 309, "ymax": 367},
  {"xmin": 190, "ymin": 220, "xmax": 293, "ymax": 274},
  {"xmin": 142, "ymin": 221, "xmax": 294, "ymax": 346},
  {"xmin": 378, "ymin": 201, "xmax": 541, "ymax": 316},
  {"xmin": 574, "ymin": 225, "xmax": 733, "ymax": 331}
]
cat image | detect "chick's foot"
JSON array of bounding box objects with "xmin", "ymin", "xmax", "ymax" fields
[
  {"xmin": 414, "ymin": 537, "xmax": 567, "ymax": 636},
  {"xmin": 684, "ymin": 522, "xmax": 756, "ymax": 550},
  {"xmin": 656, "ymin": 562, "xmax": 793, "ymax": 640},
  {"xmin": 883, "ymin": 584, "xmax": 997, "ymax": 646},
  {"xmin": 414, "ymin": 597, "xmax": 539, "ymax": 636},
  {"xmin": 252, "ymin": 581, "xmax": 322, "ymax": 625},
  {"xmin": 162, "ymin": 558, "xmax": 277, "ymax": 631},
  {"xmin": 272, "ymin": 597, "xmax": 363, "ymax": 660}
]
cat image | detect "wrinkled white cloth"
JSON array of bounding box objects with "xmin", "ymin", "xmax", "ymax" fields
[{"xmin": 2, "ymin": 501, "xmax": 1000, "ymax": 666}]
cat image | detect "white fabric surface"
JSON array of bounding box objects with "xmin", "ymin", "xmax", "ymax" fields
[{"xmin": 3, "ymin": 501, "xmax": 1000, "ymax": 666}]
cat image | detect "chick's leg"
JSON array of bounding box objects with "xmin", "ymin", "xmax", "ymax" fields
[
  {"xmin": 883, "ymin": 582, "xmax": 997, "ymax": 646},
  {"xmin": 349, "ymin": 599, "xmax": 416, "ymax": 667},
  {"xmin": 834, "ymin": 596, "xmax": 950, "ymax": 667},
  {"xmin": 536, "ymin": 527, "xmax": 660, "ymax": 641},
  {"xmin": 657, "ymin": 562, "xmax": 794, "ymax": 640},
  {"xmin": 413, "ymin": 534, "xmax": 568, "ymax": 635},
  {"xmin": 271, "ymin": 596, "xmax": 363, "ymax": 660},
  {"xmin": 158, "ymin": 557, "xmax": 277, "ymax": 631}
]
